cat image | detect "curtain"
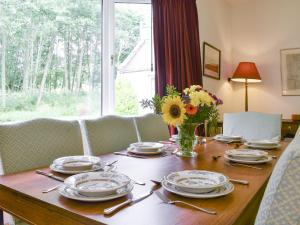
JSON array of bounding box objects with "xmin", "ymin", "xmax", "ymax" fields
[{"xmin": 152, "ymin": 0, "xmax": 202, "ymax": 96}]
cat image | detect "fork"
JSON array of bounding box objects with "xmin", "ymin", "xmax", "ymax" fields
[
  {"xmin": 225, "ymin": 161, "xmax": 262, "ymax": 170},
  {"xmin": 155, "ymin": 191, "xmax": 217, "ymax": 215}
]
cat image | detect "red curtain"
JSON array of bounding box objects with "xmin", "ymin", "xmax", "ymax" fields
[{"xmin": 152, "ymin": 0, "xmax": 203, "ymax": 96}]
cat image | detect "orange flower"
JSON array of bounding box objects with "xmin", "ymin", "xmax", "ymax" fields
[{"xmin": 185, "ymin": 104, "xmax": 198, "ymax": 115}]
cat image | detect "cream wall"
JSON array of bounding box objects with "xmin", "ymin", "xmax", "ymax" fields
[
  {"xmin": 197, "ymin": 0, "xmax": 300, "ymax": 119},
  {"xmin": 197, "ymin": 0, "xmax": 234, "ymax": 118}
]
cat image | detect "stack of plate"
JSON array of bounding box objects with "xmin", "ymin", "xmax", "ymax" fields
[
  {"xmin": 59, "ymin": 171, "xmax": 133, "ymax": 202},
  {"xmin": 50, "ymin": 156, "xmax": 106, "ymax": 174},
  {"xmin": 162, "ymin": 170, "xmax": 234, "ymax": 198},
  {"xmin": 224, "ymin": 149, "xmax": 272, "ymax": 164},
  {"xmin": 244, "ymin": 139, "xmax": 280, "ymax": 149},
  {"xmin": 214, "ymin": 134, "xmax": 243, "ymax": 143},
  {"xmin": 127, "ymin": 142, "xmax": 165, "ymax": 155}
]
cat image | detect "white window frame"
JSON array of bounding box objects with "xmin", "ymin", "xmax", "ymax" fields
[{"xmin": 101, "ymin": 0, "xmax": 151, "ymax": 115}]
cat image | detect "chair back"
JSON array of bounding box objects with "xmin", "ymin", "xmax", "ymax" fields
[
  {"xmin": 84, "ymin": 115, "xmax": 138, "ymax": 155},
  {"xmin": 255, "ymin": 134, "xmax": 300, "ymax": 225},
  {"xmin": 135, "ymin": 113, "xmax": 170, "ymax": 142},
  {"xmin": 0, "ymin": 119, "xmax": 84, "ymax": 174},
  {"xmin": 223, "ymin": 112, "xmax": 282, "ymax": 140}
]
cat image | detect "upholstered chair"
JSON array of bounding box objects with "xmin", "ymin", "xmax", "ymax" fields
[
  {"xmin": 255, "ymin": 128, "xmax": 300, "ymax": 225},
  {"xmin": 0, "ymin": 118, "xmax": 84, "ymax": 225},
  {"xmin": 83, "ymin": 115, "xmax": 139, "ymax": 155},
  {"xmin": 134, "ymin": 113, "xmax": 170, "ymax": 142},
  {"xmin": 223, "ymin": 112, "xmax": 282, "ymax": 140}
]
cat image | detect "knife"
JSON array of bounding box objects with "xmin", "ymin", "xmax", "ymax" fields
[
  {"xmin": 113, "ymin": 152, "xmax": 147, "ymax": 159},
  {"xmin": 104, "ymin": 191, "xmax": 153, "ymax": 215},
  {"xmin": 35, "ymin": 170, "xmax": 65, "ymax": 182}
]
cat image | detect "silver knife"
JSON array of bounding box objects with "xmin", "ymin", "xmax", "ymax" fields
[
  {"xmin": 104, "ymin": 191, "xmax": 153, "ymax": 215},
  {"xmin": 113, "ymin": 152, "xmax": 146, "ymax": 159},
  {"xmin": 36, "ymin": 170, "xmax": 65, "ymax": 182}
]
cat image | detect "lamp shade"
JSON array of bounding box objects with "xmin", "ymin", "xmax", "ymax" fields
[{"xmin": 231, "ymin": 62, "xmax": 261, "ymax": 83}]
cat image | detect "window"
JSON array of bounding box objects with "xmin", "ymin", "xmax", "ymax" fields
[
  {"xmin": 0, "ymin": 0, "xmax": 102, "ymax": 122},
  {"xmin": 0, "ymin": 0, "xmax": 154, "ymax": 123}
]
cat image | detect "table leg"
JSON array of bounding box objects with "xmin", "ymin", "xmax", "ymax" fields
[{"xmin": 0, "ymin": 209, "xmax": 3, "ymax": 225}]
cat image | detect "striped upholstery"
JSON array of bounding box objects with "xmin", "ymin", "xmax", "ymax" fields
[
  {"xmin": 255, "ymin": 128, "xmax": 300, "ymax": 225},
  {"xmin": 0, "ymin": 118, "xmax": 84, "ymax": 174},
  {"xmin": 223, "ymin": 112, "xmax": 282, "ymax": 140},
  {"xmin": 84, "ymin": 115, "xmax": 138, "ymax": 155},
  {"xmin": 135, "ymin": 113, "xmax": 170, "ymax": 142}
]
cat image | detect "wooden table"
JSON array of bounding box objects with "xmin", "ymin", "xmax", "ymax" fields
[{"xmin": 0, "ymin": 141, "xmax": 289, "ymax": 225}]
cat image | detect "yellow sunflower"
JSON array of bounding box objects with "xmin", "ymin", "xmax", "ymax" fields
[{"xmin": 162, "ymin": 96, "xmax": 186, "ymax": 126}]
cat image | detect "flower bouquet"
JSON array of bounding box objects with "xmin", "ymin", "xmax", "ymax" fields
[{"xmin": 161, "ymin": 85, "xmax": 223, "ymax": 157}]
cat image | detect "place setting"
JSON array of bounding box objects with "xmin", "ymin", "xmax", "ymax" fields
[
  {"xmin": 224, "ymin": 149, "xmax": 274, "ymax": 170},
  {"xmin": 114, "ymin": 142, "xmax": 170, "ymax": 158},
  {"xmin": 244, "ymin": 139, "xmax": 281, "ymax": 150},
  {"xmin": 213, "ymin": 134, "xmax": 244, "ymax": 144}
]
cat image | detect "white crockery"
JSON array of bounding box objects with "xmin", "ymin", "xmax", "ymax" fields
[
  {"xmin": 53, "ymin": 156, "xmax": 101, "ymax": 171},
  {"xmin": 165, "ymin": 170, "xmax": 228, "ymax": 194},
  {"xmin": 127, "ymin": 147, "xmax": 163, "ymax": 155},
  {"xmin": 224, "ymin": 154, "xmax": 273, "ymax": 164},
  {"xmin": 59, "ymin": 182, "xmax": 134, "ymax": 202},
  {"xmin": 130, "ymin": 142, "xmax": 164, "ymax": 152},
  {"xmin": 162, "ymin": 180, "xmax": 234, "ymax": 199},
  {"xmin": 225, "ymin": 149, "xmax": 268, "ymax": 161},
  {"xmin": 244, "ymin": 142, "xmax": 281, "ymax": 150},
  {"xmin": 64, "ymin": 172, "xmax": 131, "ymax": 197},
  {"xmin": 50, "ymin": 162, "xmax": 111, "ymax": 175}
]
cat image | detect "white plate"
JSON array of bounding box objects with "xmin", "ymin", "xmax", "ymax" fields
[
  {"xmin": 64, "ymin": 172, "xmax": 131, "ymax": 197},
  {"xmin": 225, "ymin": 149, "xmax": 268, "ymax": 161},
  {"xmin": 214, "ymin": 134, "xmax": 242, "ymax": 140},
  {"xmin": 224, "ymin": 154, "xmax": 273, "ymax": 164},
  {"xmin": 50, "ymin": 162, "xmax": 108, "ymax": 175},
  {"xmin": 165, "ymin": 170, "xmax": 228, "ymax": 194},
  {"xmin": 130, "ymin": 142, "xmax": 164, "ymax": 152},
  {"xmin": 244, "ymin": 143, "xmax": 281, "ymax": 150},
  {"xmin": 246, "ymin": 139, "xmax": 279, "ymax": 146},
  {"xmin": 59, "ymin": 182, "xmax": 134, "ymax": 202},
  {"xmin": 127, "ymin": 147, "xmax": 164, "ymax": 155},
  {"xmin": 53, "ymin": 156, "xmax": 101, "ymax": 171},
  {"xmin": 162, "ymin": 180, "xmax": 234, "ymax": 199}
]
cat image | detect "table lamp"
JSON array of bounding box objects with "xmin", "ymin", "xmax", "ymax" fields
[{"xmin": 231, "ymin": 62, "xmax": 261, "ymax": 111}]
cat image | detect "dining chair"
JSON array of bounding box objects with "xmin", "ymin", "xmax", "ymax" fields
[
  {"xmin": 255, "ymin": 130, "xmax": 300, "ymax": 225},
  {"xmin": 134, "ymin": 113, "xmax": 170, "ymax": 142},
  {"xmin": 83, "ymin": 115, "xmax": 139, "ymax": 155},
  {"xmin": 223, "ymin": 112, "xmax": 282, "ymax": 140},
  {"xmin": 0, "ymin": 118, "xmax": 84, "ymax": 174},
  {"xmin": 0, "ymin": 118, "xmax": 84, "ymax": 225}
]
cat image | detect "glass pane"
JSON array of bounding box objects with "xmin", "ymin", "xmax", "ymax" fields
[
  {"xmin": 114, "ymin": 3, "xmax": 154, "ymax": 116},
  {"xmin": 0, "ymin": 0, "xmax": 102, "ymax": 122}
]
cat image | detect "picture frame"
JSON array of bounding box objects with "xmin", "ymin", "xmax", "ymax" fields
[
  {"xmin": 203, "ymin": 42, "xmax": 221, "ymax": 80},
  {"xmin": 280, "ymin": 48, "xmax": 300, "ymax": 96}
]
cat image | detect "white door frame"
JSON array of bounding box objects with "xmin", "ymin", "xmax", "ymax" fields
[{"xmin": 101, "ymin": 0, "xmax": 151, "ymax": 115}]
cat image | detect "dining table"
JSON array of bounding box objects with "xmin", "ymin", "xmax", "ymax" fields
[{"xmin": 0, "ymin": 140, "xmax": 289, "ymax": 225}]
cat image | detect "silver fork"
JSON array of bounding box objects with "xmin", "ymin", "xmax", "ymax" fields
[{"xmin": 155, "ymin": 191, "xmax": 217, "ymax": 215}]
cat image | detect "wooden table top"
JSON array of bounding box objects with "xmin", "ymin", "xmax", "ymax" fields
[{"xmin": 0, "ymin": 141, "xmax": 289, "ymax": 225}]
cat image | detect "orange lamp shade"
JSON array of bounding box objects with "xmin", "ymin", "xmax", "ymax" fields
[{"xmin": 231, "ymin": 62, "xmax": 261, "ymax": 83}]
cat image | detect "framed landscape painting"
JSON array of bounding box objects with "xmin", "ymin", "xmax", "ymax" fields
[
  {"xmin": 281, "ymin": 48, "xmax": 300, "ymax": 96},
  {"xmin": 203, "ymin": 42, "xmax": 221, "ymax": 80}
]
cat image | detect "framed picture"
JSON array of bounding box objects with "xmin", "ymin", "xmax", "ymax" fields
[
  {"xmin": 203, "ymin": 42, "xmax": 221, "ymax": 80},
  {"xmin": 281, "ymin": 48, "xmax": 300, "ymax": 96}
]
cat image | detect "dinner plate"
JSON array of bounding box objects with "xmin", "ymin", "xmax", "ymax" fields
[
  {"xmin": 224, "ymin": 154, "xmax": 273, "ymax": 164},
  {"xmin": 225, "ymin": 149, "xmax": 268, "ymax": 161},
  {"xmin": 130, "ymin": 142, "xmax": 164, "ymax": 152},
  {"xmin": 53, "ymin": 156, "xmax": 102, "ymax": 171},
  {"xmin": 165, "ymin": 170, "xmax": 228, "ymax": 194},
  {"xmin": 244, "ymin": 142, "xmax": 281, "ymax": 150},
  {"xmin": 59, "ymin": 182, "xmax": 134, "ymax": 202},
  {"xmin": 246, "ymin": 140, "xmax": 279, "ymax": 146},
  {"xmin": 50, "ymin": 162, "xmax": 111, "ymax": 175},
  {"xmin": 64, "ymin": 172, "xmax": 131, "ymax": 197},
  {"xmin": 215, "ymin": 134, "xmax": 243, "ymax": 140},
  {"xmin": 127, "ymin": 147, "xmax": 164, "ymax": 155},
  {"xmin": 162, "ymin": 180, "xmax": 234, "ymax": 199}
]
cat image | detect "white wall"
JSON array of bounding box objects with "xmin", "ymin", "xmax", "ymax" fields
[
  {"xmin": 197, "ymin": 0, "xmax": 234, "ymax": 118},
  {"xmin": 197, "ymin": 0, "xmax": 300, "ymax": 119}
]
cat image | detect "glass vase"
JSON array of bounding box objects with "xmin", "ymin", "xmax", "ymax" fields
[{"xmin": 176, "ymin": 123, "xmax": 199, "ymax": 157}]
